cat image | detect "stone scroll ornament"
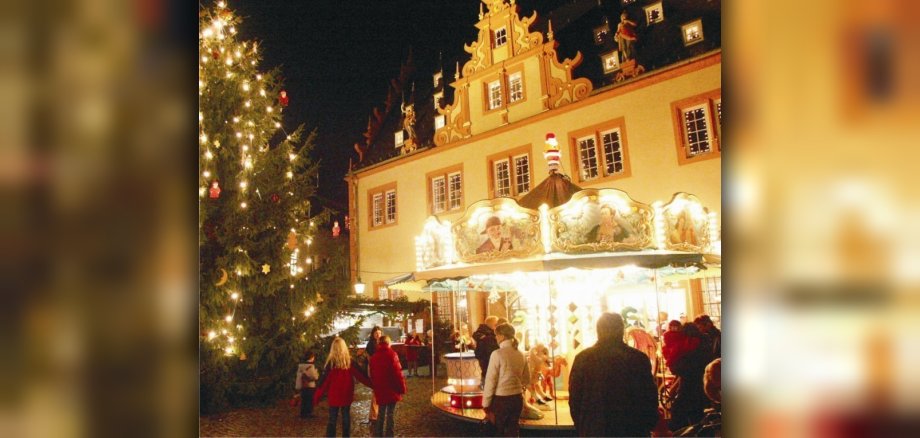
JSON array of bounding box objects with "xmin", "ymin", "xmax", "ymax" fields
[
  {"xmin": 549, "ymin": 189, "xmax": 654, "ymax": 254},
  {"xmin": 452, "ymin": 198, "xmax": 541, "ymax": 264}
]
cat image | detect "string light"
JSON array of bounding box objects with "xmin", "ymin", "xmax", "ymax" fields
[
  {"xmin": 240, "ymin": 202, "xmax": 248, "ymax": 209},
  {"xmin": 286, "ymin": 171, "xmax": 293, "ymax": 179},
  {"xmin": 200, "ymin": 133, "xmax": 208, "ymax": 144},
  {"xmin": 203, "ymin": 171, "xmax": 211, "ymax": 178},
  {"xmin": 244, "ymin": 100, "xmax": 251, "ymax": 108},
  {"xmin": 266, "ymin": 106, "xmax": 273, "ymax": 113},
  {"xmin": 242, "ymin": 82, "xmax": 250, "ymax": 91},
  {"xmin": 207, "ymin": 331, "xmax": 217, "ymax": 340},
  {"xmin": 225, "ymin": 315, "xmax": 233, "ymax": 322},
  {"xmin": 205, "ymin": 150, "xmax": 213, "ymax": 160},
  {"xmin": 233, "ymin": 117, "xmax": 240, "ymax": 123},
  {"xmin": 276, "ymin": 122, "xmax": 282, "ymax": 128},
  {"xmin": 230, "ymin": 292, "xmax": 239, "ymax": 300},
  {"xmin": 239, "ymin": 181, "xmax": 248, "ymax": 189}
]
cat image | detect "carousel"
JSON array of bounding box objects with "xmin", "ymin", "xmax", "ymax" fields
[{"xmin": 391, "ymin": 134, "xmax": 721, "ymax": 429}]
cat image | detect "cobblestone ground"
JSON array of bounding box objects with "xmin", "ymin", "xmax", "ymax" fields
[{"xmin": 201, "ymin": 367, "xmax": 481, "ymax": 437}]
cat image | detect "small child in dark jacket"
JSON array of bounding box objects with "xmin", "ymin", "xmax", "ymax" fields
[{"xmin": 296, "ymin": 352, "xmax": 319, "ymax": 418}]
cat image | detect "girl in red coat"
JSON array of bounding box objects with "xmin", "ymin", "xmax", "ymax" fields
[
  {"xmin": 313, "ymin": 337, "xmax": 372, "ymax": 437},
  {"xmin": 404, "ymin": 332, "xmax": 422, "ymax": 377},
  {"xmin": 369, "ymin": 335, "xmax": 407, "ymax": 437}
]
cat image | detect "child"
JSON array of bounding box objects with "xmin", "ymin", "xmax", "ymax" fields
[
  {"xmin": 296, "ymin": 352, "xmax": 319, "ymax": 418},
  {"xmin": 313, "ymin": 337, "xmax": 373, "ymax": 437}
]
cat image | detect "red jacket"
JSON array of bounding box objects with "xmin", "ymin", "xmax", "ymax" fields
[
  {"xmin": 369, "ymin": 344, "xmax": 407, "ymax": 404},
  {"xmin": 662, "ymin": 330, "xmax": 700, "ymax": 373},
  {"xmin": 313, "ymin": 363, "xmax": 372, "ymax": 407}
]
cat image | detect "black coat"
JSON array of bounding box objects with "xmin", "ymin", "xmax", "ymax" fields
[
  {"xmin": 472, "ymin": 324, "xmax": 498, "ymax": 370},
  {"xmin": 569, "ymin": 337, "xmax": 659, "ymax": 437}
]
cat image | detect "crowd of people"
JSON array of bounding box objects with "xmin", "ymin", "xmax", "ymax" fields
[{"xmin": 294, "ymin": 312, "xmax": 722, "ymax": 437}]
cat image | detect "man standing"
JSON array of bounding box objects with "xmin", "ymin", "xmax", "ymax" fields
[
  {"xmin": 482, "ymin": 323, "xmax": 529, "ymax": 437},
  {"xmin": 569, "ymin": 313, "xmax": 659, "ymax": 437},
  {"xmin": 473, "ymin": 316, "xmax": 499, "ymax": 387}
]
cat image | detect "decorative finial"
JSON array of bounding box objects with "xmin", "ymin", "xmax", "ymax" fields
[
  {"xmin": 455, "ymin": 61, "xmax": 460, "ymax": 79},
  {"xmin": 544, "ymin": 132, "xmax": 561, "ymax": 174},
  {"xmin": 548, "ymin": 19, "xmax": 555, "ymax": 41},
  {"xmin": 479, "ymin": 2, "xmax": 484, "ymax": 20}
]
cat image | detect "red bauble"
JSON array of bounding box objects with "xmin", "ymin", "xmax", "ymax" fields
[
  {"xmin": 279, "ymin": 90, "xmax": 289, "ymax": 107},
  {"xmin": 332, "ymin": 221, "xmax": 341, "ymax": 237},
  {"xmin": 211, "ymin": 50, "xmax": 219, "ymax": 60},
  {"xmin": 209, "ymin": 181, "xmax": 221, "ymax": 199},
  {"xmin": 270, "ymin": 193, "xmax": 280, "ymax": 203}
]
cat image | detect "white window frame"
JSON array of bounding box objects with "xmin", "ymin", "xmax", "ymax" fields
[
  {"xmin": 577, "ymin": 135, "xmax": 600, "ymax": 181},
  {"xmin": 594, "ymin": 23, "xmax": 611, "ymax": 45},
  {"xmin": 488, "ymin": 80, "xmax": 502, "ymax": 110},
  {"xmin": 599, "ymin": 128, "xmax": 625, "ymax": 176},
  {"xmin": 493, "ymin": 158, "xmax": 512, "ymax": 197},
  {"xmin": 372, "ymin": 193, "xmax": 384, "ymax": 226},
  {"xmin": 434, "ymin": 114, "xmax": 446, "ymax": 131},
  {"xmin": 447, "ymin": 171, "xmax": 462, "ymax": 210},
  {"xmin": 394, "ymin": 130, "xmax": 404, "ymax": 148},
  {"xmin": 681, "ymin": 19, "xmax": 704, "ymax": 46},
  {"xmin": 431, "ymin": 175, "xmax": 447, "ymax": 213},
  {"xmin": 645, "ymin": 2, "xmax": 664, "ymax": 24},
  {"xmin": 682, "ymin": 103, "xmax": 713, "ymax": 157},
  {"xmin": 493, "ymin": 27, "xmax": 507, "ymax": 48},
  {"xmin": 601, "ymin": 50, "xmax": 621, "ymax": 73},
  {"xmin": 508, "ymin": 72, "xmax": 523, "ymax": 103},
  {"xmin": 513, "ymin": 153, "xmax": 530, "ymax": 195},
  {"xmin": 385, "ymin": 189, "xmax": 397, "ymax": 224}
]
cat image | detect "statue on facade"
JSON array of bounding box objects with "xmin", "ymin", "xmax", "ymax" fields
[
  {"xmin": 400, "ymin": 101, "xmax": 418, "ymax": 154},
  {"xmin": 614, "ymin": 10, "xmax": 645, "ymax": 82}
]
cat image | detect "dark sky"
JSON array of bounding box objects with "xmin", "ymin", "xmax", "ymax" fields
[{"xmin": 231, "ymin": 0, "xmax": 484, "ymax": 209}]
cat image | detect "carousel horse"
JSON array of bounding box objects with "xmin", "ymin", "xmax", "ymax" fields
[
  {"xmin": 540, "ymin": 355, "xmax": 568, "ymax": 398},
  {"xmin": 625, "ymin": 326, "xmax": 658, "ymax": 370}
]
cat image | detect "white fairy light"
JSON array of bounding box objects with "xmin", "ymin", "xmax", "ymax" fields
[
  {"xmin": 242, "ymin": 82, "xmax": 250, "ymax": 91},
  {"xmin": 225, "ymin": 315, "xmax": 233, "ymax": 322},
  {"xmin": 239, "ymin": 181, "xmax": 248, "ymax": 189},
  {"xmin": 203, "ymin": 171, "xmax": 211, "ymax": 178},
  {"xmin": 240, "ymin": 202, "xmax": 247, "ymax": 209}
]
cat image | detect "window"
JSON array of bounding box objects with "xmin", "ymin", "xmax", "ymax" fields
[
  {"xmin": 488, "ymin": 80, "xmax": 502, "ymax": 110},
  {"xmin": 394, "ymin": 130, "xmax": 404, "ymax": 148},
  {"xmin": 368, "ymin": 182, "xmax": 397, "ymax": 229},
  {"xmin": 434, "ymin": 114, "xmax": 446, "ymax": 131},
  {"xmin": 568, "ymin": 117, "xmax": 632, "ymax": 184},
  {"xmin": 436, "ymin": 292, "xmax": 452, "ymax": 321},
  {"xmin": 700, "ymin": 277, "xmax": 721, "ymax": 328},
  {"xmin": 601, "ymin": 50, "xmax": 620, "ymax": 73},
  {"xmin": 493, "ymin": 27, "xmax": 507, "ymax": 48},
  {"xmin": 671, "ymin": 89, "xmax": 721, "ymax": 165},
  {"xmin": 487, "ymin": 145, "xmax": 532, "ymax": 198},
  {"xmin": 372, "ymin": 193, "xmax": 384, "ymax": 226},
  {"xmin": 645, "ymin": 2, "xmax": 664, "ymax": 24},
  {"xmin": 681, "ymin": 19, "xmax": 704, "ymax": 46},
  {"xmin": 385, "ymin": 190, "xmax": 396, "ymax": 223},
  {"xmin": 431, "ymin": 176, "xmax": 447, "ymax": 213},
  {"xmin": 433, "ymin": 91, "xmax": 443, "ymax": 109},
  {"xmin": 594, "ymin": 23, "xmax": 610, "ymax": 45},
  {"xmin": 426, "ymin": 164, "xmax": 464, "ymax": 214},
  {"xmin": 433, "ymin": 71, "xmax": 443, "ymax": 88},
  {"xmin": 508, "ymin": 72, "xmax": 523, "ymax": 103}
]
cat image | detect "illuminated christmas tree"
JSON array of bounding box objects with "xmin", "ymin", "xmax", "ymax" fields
[{"xmin": 198, "ymin": 1, "xmax": 351, "ymax": 412}]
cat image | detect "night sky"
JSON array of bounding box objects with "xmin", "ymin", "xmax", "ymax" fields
[{"xmin": 231, "ymin": 0, "xmax": 483, "ymax": 209}]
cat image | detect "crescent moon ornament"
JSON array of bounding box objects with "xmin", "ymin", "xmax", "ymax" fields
[{"xmin": 215, "ymin": 269, "xmax": 228, "ymax": 286}]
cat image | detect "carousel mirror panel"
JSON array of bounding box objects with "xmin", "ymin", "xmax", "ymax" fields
[
  {"xmin": 452, "ymin": 198, "xmax": 542, "ymax": 263},
  {"xmin": 548, "ymin": 189, "xmax": 655, "ymax": 253}
]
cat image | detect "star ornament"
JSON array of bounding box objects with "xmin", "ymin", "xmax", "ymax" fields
[{"xmin": 261, "ymin": 264, "xmax": 271, "ymax": 274}]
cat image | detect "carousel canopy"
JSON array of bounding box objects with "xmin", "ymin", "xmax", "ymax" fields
[{"xmin": 517, "ymin": 172, "xmax": 582, "ymax": 210}]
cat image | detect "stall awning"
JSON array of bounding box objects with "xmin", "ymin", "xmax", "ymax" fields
[{"xmin": 384, "ymin": 274, "xmax": 432, "ymax": 302}]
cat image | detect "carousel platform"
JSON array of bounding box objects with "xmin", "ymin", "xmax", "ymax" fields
[{"xmin": 430, "ymin": 390, "xmax": 574, "ymax": 430}]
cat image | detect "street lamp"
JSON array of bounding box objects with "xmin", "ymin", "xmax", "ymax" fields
[{"xmin": 354, "ymin": 277, "xmax": 365, "ymax": 294}]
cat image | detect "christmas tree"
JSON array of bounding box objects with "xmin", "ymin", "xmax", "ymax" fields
[{"xmin": 198, "ymin": 1, "xmax": 351, "ymax": 413}]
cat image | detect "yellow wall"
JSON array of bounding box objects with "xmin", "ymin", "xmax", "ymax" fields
[{"xmin": 353, "ymin": 54, "xmax": 721, "ymax": 290}]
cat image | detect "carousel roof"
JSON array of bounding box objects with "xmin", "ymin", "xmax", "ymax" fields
[{"xmin": 518, "ymin": 172, "xmax": 582, "ymax": 210}]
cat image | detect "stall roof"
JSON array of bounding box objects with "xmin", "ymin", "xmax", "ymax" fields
[{"xmin": 414, "ymin": 250, "xmax": 704, "ymax": 282}]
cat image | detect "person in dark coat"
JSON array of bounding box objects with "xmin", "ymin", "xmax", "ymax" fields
[
  {"xmin": 364, "ymin": 326, "xmax": 382, "ymax": 423},
  {"xmin": 295, "ymin": 352, "xmax": 319, "ymax": 418},
  {"xmin": 569, "ymin": 312, "xmax": 659, "ymax": 437},
  {"xmin": 694, "ymin": 315, "xmax": 722, "ymax": 358},
  {"xmin": 472, "ymin": 315, "xmax": 499, "ymax": 386},
  {"xmin": 369, "ymin": 336, "xmax": 408, "ymax": 437},
  {"xmin": 313, "ymin": 337, "xmax": 373, "ymax": 438},
  {"xmin": 668, "ymin": 323, "xmax": 715, "ymax": 431}
]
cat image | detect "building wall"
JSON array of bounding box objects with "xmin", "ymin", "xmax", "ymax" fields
[{"xmin": 352, "ymin": 52, "xmax": 721, "ymax": 293}]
